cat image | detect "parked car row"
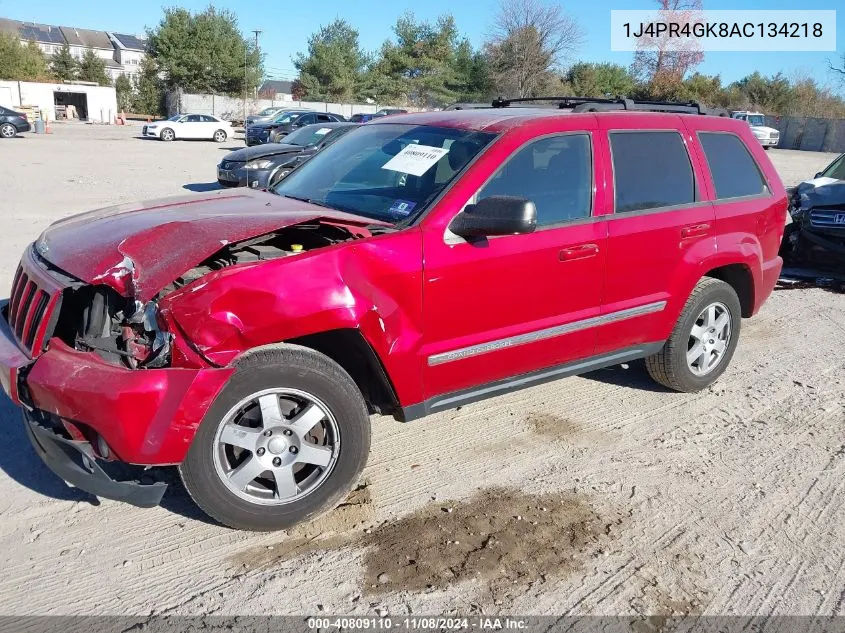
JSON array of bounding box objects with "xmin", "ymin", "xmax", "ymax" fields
[
  {"xmin": 218, "ymin": 122, "xmax": 356, "ymax": 188},
  {"xmin": 246, "ymin": 108, "xmax": 409, "ymax": 146},
  {"xmin": 246, "ymin": 110, "xmax": 346, "ymax": 146}
]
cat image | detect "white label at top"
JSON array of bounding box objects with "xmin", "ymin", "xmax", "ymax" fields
[
  {"xmin": 382, "ymin": 144, "xmax": 449, "ymax": 177},
  {"xmin": 315, "ymin": 127, "xmax": 332, "ymax": 135}
]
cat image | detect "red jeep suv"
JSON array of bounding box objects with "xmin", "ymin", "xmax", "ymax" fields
[{"xmin": 0, "ymin": 98, "xmax": 787, "ymax": 530}]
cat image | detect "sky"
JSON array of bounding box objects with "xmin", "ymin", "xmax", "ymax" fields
[{"xmin": 1, "ymin": 0, "xmax": 843, "ymax": 91}]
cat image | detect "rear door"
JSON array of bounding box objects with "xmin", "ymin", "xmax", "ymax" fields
[{"xmin": 594, "ymin": 116, "xmax": 716, "ymax": 354}]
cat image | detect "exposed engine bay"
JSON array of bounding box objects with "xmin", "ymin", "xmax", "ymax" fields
[{"xmin": 52, "ymin": 221, "xmax": 362, "ymax": 369}]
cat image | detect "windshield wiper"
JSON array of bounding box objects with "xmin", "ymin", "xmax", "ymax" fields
[{"xmin": 281, "ymin": 194, "xmax": 335, "ymax": 210}]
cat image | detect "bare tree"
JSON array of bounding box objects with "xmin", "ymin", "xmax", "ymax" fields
[
  {"xmin": 632, "ymin": 0, "xmax": 704, "ymax": 96},
  {"xmin": 829, "ymin": 53, "xmax": 845, "ymax": 81},
  {"xmin": 485, "ymin": 0, "xmax": 583, "ymax": 98}
]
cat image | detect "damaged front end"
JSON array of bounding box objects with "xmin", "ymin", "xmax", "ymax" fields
[
  {"xmin": 50, "ymin": 220, "xmax": 365, "ymax": 371},
  {"xmin": 782, "ymin": 180, "xmax": 845, "ymax": 270},
  {"xmin": 54, "ymin": 286, "xmax": 172, "ymax": 370}
]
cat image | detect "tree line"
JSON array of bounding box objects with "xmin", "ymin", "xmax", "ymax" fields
[{"xmin": 0, "ymin": 0, "xmax": 843, "ymax": 118}]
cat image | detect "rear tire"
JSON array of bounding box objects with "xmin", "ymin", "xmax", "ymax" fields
[
  {"xmin": 213, "ymin": 129, "xmax": 227, "ymax": 143},
  {"xmin": 160, "ymin": 128, "xmax": 175, "ymax": 142},
  {"xmin": 179, "ymin": 344, "xmax": 370, "ymax": 531},
  {"xmin": 0, "ymin": 123, "xmax": 16, "ymax": 138},
  {"xmin": 645, "ymin": 278, "xmax": 742, "ymax": 392}
]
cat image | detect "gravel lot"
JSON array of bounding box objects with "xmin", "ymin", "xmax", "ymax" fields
[{"xmin": 0, "ymin": 124, "xmax": 843, "ymax": 618}]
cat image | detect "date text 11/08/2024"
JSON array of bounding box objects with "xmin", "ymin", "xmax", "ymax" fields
[{"xmin": 307, "ymin": 617, "xmax": 529, "ymax": 630}]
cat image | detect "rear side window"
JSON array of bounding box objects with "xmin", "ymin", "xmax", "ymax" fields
[
  {"xmin": 698, "ymin": 132, "xmax": 769, "ymax": 199},
  {"xmin": 610, "ymin": 131, "xmax": 695, "ymax": 213}
]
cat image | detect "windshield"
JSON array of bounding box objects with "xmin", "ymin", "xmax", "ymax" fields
[
  {"xmin": 271, "ymin": 112, "xmax": 300, "ymax": 124},
  {"xmin": 283, "ymin": 125, "xmax": 344, "ymax": 147},
  {"xmin": 821, "ymin": 154, "xmax": 845, "ymax": 180},
  {"xmin": 746, "ymin": 115, "xmax": 765, "ymax": 126},
  {"xmin": 272, "ymin": 123, "xmax": 495, "ymax": 223},
  {"xmin": 166, "ymin": 115, "xmax": 182, "ymax": 122},
  {"xmin": 257, "ymin": 108, "xmax": 278, "ymax": 116}
]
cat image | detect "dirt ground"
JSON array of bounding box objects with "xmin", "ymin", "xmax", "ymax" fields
[{"xmin": 0, "ymin": 124, "xmax": 843, "ymax": 617}]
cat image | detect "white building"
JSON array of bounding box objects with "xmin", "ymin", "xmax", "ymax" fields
[
  {"xmin": 0, "ymin": 79, "xmax": 118, "ymax": 123},
  {"xmin": 108, "ymin": 33, "xmax": 149, "ymax": 82},
  {"xmin": 0, "ymin": 18, "xmax": 147, "ymax": 82}
]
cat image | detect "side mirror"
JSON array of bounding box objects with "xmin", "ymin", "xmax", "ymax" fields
[
  {"xmin": 814, "ymin": 172, "xmax": 822, "ymax": 179},
  {"xmin": 449, "ymin": 196, "xmax": 536, "ymax": 238}
]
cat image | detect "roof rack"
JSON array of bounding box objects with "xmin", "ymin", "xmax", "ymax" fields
[{"xmin": 490, "ymin": 96, "xmax": 729, "ymax": 117}]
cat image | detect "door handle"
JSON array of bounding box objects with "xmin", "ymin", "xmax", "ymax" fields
[
  {"xmin": 680, "ymin": 223, "xmax": 711, "ymax": 238},
  {"xmin": 559, "ymin": 243, "xmax": 600, "ymax": 261}
]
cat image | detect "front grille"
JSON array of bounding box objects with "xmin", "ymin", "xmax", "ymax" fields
[
  {"xmin": 810, "ymin": 209, "xmax": 845, "ymax": 229},
  {"xmin": 6, "ymin": 248, "xmax": 64, "ymax": 357}
]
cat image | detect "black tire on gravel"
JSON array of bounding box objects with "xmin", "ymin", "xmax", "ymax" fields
[
  {"xmin": 645, "ymin": 277, "xmax": 742, "ymax": 393},
  {"xmin": 179, "ymin": 344, "xmax": 371, "ymax": 531}
]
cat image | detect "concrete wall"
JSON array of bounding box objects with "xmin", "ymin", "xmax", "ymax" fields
[
  {"xmin": 766, "ymin": 116, "xmax": 845, "ymax": 153},
  {"xmin": 0, "ymin": 80, "xmax": 118, "ymax": 122},
  {"xmin": 168, "ymin": 91, "xmax": 417, "ymax": 121}
]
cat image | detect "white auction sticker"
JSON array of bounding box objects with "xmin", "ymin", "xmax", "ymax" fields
[
  {"xmin": 315, "ymin": 127, "xmax": 332, "ymax": 135},
  {"xmin": 382, "ymin": 144, "xmax": 449, "ymax": 177}
]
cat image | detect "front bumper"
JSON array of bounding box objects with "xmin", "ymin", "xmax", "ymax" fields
[
  {"xmin": 0, "ymin": 308, "xmax": 234, "ymax": 467},
  {"xmin": 25, "ymin": 408, "xmax": 167, "ymax": 507},
  {"xmin": 141, "ymin": 126, "xmax": 162, "ymax": 138},
  {"xmin": 757, "ymin": 137, "xmax": 779, "ymax": 147},
  {"xmin": 217, "ymin": 165, "xmax": 273, "ymax": 188}
]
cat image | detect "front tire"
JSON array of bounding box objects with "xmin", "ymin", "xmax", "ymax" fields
[
  {"xmin": 0, "ymin": 123, "xmax": 16, "ymax": 138},
  {"xmin": 645, "ymin": 278, "xmax": 742, "ymax": 392},
  {"xmin": 179, "ymin": 344, "xmax": 370, "ymax": 531},
  {"xmin": 160, "ymin": 128, "xmax": 175, "ymax": 142},
  {"xmin": 213, "ymin": 129, "xmax": 227, "ymax": 143}
]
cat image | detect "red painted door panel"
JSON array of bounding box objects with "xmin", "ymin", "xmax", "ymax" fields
[
  {"xmin": 594, "ymin": 119, "xmax": 716, "ymax": 354},
  {"xmin": 420, "ymin": 222, "xmax": 607, "ymax": 398}
]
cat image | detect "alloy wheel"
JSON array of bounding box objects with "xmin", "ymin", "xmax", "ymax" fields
[
  {"xmin": 212, "ymin": 388, "xmax": 340, "ymax": 506},
  {"xmin": 0, "ymin": 124, "xmax": 15, "ymax": 139},
  {"xmin": 687, "ymin": 301, "xmax": 732, "ymax": 376}
]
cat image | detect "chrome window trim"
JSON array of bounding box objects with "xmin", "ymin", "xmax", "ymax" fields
[{"xmin": 427, "ymin": 300, "xmax": 667, "ymax": 366}]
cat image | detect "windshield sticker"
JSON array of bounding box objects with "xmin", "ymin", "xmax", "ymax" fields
[
  {"xmin": 388, "ymin": 200, "xmax": 416, "ymax": 217},
  {"xmin": 382, "ymin": 144, "xmax": 449, "ymax": 177},
  {"xmin": 315, "ymin": 127, "xmax": 332, "ymax": 136}
]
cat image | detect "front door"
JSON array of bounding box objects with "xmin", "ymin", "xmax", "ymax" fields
[{"xmin": 421, "ymin": 131, "xmax": 608, "ymax": 400}]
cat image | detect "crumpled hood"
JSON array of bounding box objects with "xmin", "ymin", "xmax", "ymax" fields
[{"xmin": 36, "ymin": 189, "xmax": 376, "ymax": 301}]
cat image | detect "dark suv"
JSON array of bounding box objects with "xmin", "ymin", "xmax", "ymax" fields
[
  {"xmin": 0, "ymin": 97, "xmax": 787, "ymax": 531},
  {"xmin": 0, "ymin": 106, "xmax": 31, "ymax": 138}
]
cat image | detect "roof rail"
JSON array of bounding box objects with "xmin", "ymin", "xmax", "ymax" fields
[{"xmin": 490, "ymin": 96, "xmax": 729, "ymax": 117}]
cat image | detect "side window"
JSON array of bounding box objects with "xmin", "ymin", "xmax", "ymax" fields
[
  {"xmin": 610, "ymin": 131, "xmax": 695, "ymax": 213},
  {"xmin": 300, "ymin": 114, "xmax": 316, "ymax": 125},
  {"xmin": 317, "ymin": 114, "xmax": 332, "ymax": 122},
  {"xmin": 201, "ymin": 115, "xmax": 216, "ymax": 123},
  {"xmin": 477, "ymin": 134, "xmax": 592, "ymax": 227},
  {"xmin": 698, "ymin": 132, "xmax": 769, "ymax": 199},
  {"xmin": 185, "ymin": 114, "xmax": 201, "ymax": 123}
]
